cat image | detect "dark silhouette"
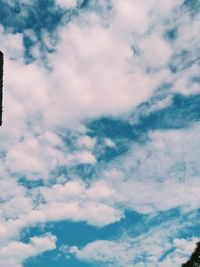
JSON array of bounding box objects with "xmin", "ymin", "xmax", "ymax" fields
[
  {"xmin": 0, "ymin": 51, "xmax": 3, "ymax": 126},
  {"xmin": 182, "ymin": 242, "xmax": 200, "ymax": 267}
]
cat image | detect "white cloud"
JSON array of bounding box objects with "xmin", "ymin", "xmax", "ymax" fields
[
  {"xmin": 139, "ymin": 35, "xmax": 172, "ymax": 68},
  {"xmin": 18, "ymin": 200, "xmax": 122, "ymax": 227},
  {"xmin": 86, "ymin": 181, "xmax": 116, "ymax": 200},
  {"xmin": 40, "ymin": 179, "xmax": 117, "ymax": 204},
  {"xmin": 55, "ymin": 0, "xmax": 78, "ymax": 9},
  {"xmin": 98, "ymin": 123, "xmax": 200, "ymax": 214},
  {"xmin": 0, "ymin": 0, "xmax": 194, "ymax": 133},
  {"xmin": 0, "ymin": 197, "xmax": 32, "ymax": 220},
  {"xmin": 40, "ymin": 180, "xmax": 85, "ymax": 202},
  {"xmin": 77, "ymin": 135, "xmax": 96, "ymax": 149},
  {"xmin": 0, "ymin": 234, "xmax": 56, "ymax": 267},
  {"xmin": 74, "ymin": 150, "xmax": 96, "ymax": 164},
  {"xmin": 66, "ymin": 221, "xmax": 197, "ymax": 267},
  {"xmin": 42, "ymin": 131, "xmax": 63, "ymax": 146},
  {"xmin": 0, "ymin": 0, "xmax": 187, "ymax": 136},
  {"xmin": 0, "ymin": 179, "xmax": 121, "ymax": 247},
  {"xmin": 30, "ymin": 180, "xmax": 121, "ymax": 226},
  {"xmin": 104, "ymin": 138, "xmax": 115, "ymax": 147},
  {"xmin": 112, "ymin": 0, "xmax": 150, "ymax": 35},
  {"xmin": 0, "ymin": 178, "xmax": 33, "ymax": 224},
  {"xmin": 5, "ymin": 134, "xmax": 67, "ymax": 179},
  {"xmin": 43, "ymin": 5, "xmax": 173, "ymax": 126},
  {"xmin": 173, "ymin": 238, "xmax": 199, "ymax": 255},
  {"xmin": 0, "ymin": 26, "xmax": 24, "ymax": 60}
]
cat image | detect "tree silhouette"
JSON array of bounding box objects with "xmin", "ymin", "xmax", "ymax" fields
[
  {"xmin": 0, "ymin": 51, "xmax": 3, "ymax": 126},
  {"xmin": 182, "ymin": 242, "xmax": 200, "ymax": 267}
]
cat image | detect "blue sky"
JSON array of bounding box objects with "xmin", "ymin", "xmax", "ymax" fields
[{"xmin": 0, "ymin": 0, "xmax": 200, "ymax": 266}]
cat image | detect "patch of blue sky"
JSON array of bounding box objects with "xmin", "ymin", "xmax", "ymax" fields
[
  {"xmin": 158, "ymin": 247, "xmax": 177, "ymax": 262},
  {"xmin": 171, "ymin": 211, "xmax": 200, "ymax": 240},
  {"xmin": 118, "ymin": 210, "xmax": 178, "ymax": 239},
  {"xmin": 169, "ymin": 49, "xmax": 199, "ymax": 73},
  {"xmin": 137, "ymin": 94, "xmax": 200, "ymax": 130},
  {"xmin": 86, "ymin": 117, "xmax": 143, "ymax": 163},
  {"xmin": 84, "ymin": 91, "xmax": 200, "ymax": 164},
  {"xmin": 79, "ymin": 0, "xmax": 90, "ymax": 9},
  {"xmin": 191, "ymin": 76, "xmax": 200, "ymax": 83},
  {"xmin": 97, "ymin": 144, "xmax": 126, "ymax": 162},
  {"xmin": 87, "ymin": 117, "xmax": 138, "ymax": 140},
  {"xmin": 0, "ymin": 0, "xmax": 112, "ymax": 64},
  {"xmin": 50, "ymin": 165, "xmax": 68, "ymax": 179},
  {"xmin": 71, "ymin": 163, "xmax": 96, "ymax": 180},
  {"xmin": 164, "ymin": 28, "xmax": 178, "ymax": 42},
  {"xmin": 23, "ymin": 249, "xmax": 93, "ymax": 267},
  {"xmin": 0, "ymin": 0, "xmax": 74, "ymax": 62},
  {"xmin": 93, "ymin": 136, "xmax": 131, "ymax": 163},
  {"xmin": 21, "ymin": 217, "xmax": 125, "ymax": 266},
  {"xmin": 19, "ymin": 177, "xmax": 45, "ymax": 189},
  {"xmin": 176, "ymin": 210, "xmax": 200, "ymax": 238},
  {"xmin": 0, "ymin": 0, "xmax": 64, "ymax": 34},
  {"xmin": 69, "ymin": 210, "xmax": 200, "ymax": 266},
  {"xmin": 60, "ymin": 130, "xmax": 80, "ymax": 152},
  {"xmin": 19, "ymin": 210, "xmax": 179, "ymax": 266},
  {"xmin": 21, "ymin": 219, "xmax": 120, "ymax": 247},
  {"xmin": 79, "ymin": 0, "xmax": 112, "ymax": 11},
  {"xmin": 20, "ymin": 209, "xmax": 181, "ymax": 250},
  {"xmin": 130, "ymin": 83, "xmax": 172, "ymax": 119},
  {"xmin": 183, "ymin": 0, "xmax": 200, "ymax": 16}
]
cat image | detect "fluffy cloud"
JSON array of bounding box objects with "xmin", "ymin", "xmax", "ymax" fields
[
  {"xmin": 45, "ymin": 11, "xmax": 170, "ymax": 125},
  {"xmin": 99, "ymin": 123, "xmax": 200, "ymax": 214},
  {"xmin": 55, "ymin": 0, "xmax": 78, "ymax": 9},
  {"xmin": 5, "ymin": 133, "xmax": 67, "ymax": 179},
  {"xmin": 65, "ymin": 222, "xmax": 198, "ymax": 267},
  {"xmin": 0, "ymin": 179, "xmax": 121, "ymax": 249},
  {"xmin": 0, "ymin": 26, "xmax": 24, "ymax": 60},
  {"xmin": 1, "ymin": 0, "xmax": 175, "ymax": 132},
  {"xmin": 76, "ymin": 135, "xmax": 96, "ymax": 149},
  {"xmin": 0, "ymin": 234, "xmax": 56, "ymax": 267}
]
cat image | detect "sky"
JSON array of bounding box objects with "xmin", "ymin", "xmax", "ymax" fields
[{"xmin": 0, "ymin": 0, "xmax": 200, "ymax": 266}]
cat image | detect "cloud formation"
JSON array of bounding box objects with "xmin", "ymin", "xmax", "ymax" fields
[{"xmin": 0, "ymin": 0, "xmax": 200, "ymax": 266}]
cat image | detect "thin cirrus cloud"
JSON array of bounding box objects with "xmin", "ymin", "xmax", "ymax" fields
[{"xmin": 0, "ymin": 0, "xmax": 200, "ymax": 266}]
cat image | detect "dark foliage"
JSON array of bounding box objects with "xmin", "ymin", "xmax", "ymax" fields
[{"xmin": 182, "ymin": 242, "xmax": 200, "ymax": 267}]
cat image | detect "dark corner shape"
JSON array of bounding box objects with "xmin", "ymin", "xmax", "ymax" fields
[
  {"xmin": 182, "ymin": 241, "xmax": 200, "ymax": 267},
  {"xmin": 0, "ymin": 50, "xmax": 3, "ymax": 126}
]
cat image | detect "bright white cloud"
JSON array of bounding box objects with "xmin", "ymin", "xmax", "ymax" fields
[
  {"xmin": 46, "ymin": 12, "xmax": 172, "ymax": 125},
  {"xmin": 1, "ymin": 0, "xmax": 187, "ymax": 133},
  {"xmin": 77, "ymin": 135, "xmax": 96, "ymax": 149},
  {"xmin": 0, "ymin": 26, "xmax": 24, "ymax": 60},
  {"xmin": 139, "ymin": 35, "xmax": 172, "ymax": 68},
  {"xmin": 74, "ymin": 150, "xmax": 96, "ymax": 164},
  {"xmin": 0, "ymin": 234, "xmax": 56, "ymax": 267},
  {"xmin": 104, "ymin": 138, "xmax": 115, "ymax": 147},
  {"xmin": 3, "ymin": 120, "xmax": 200, "ymax": 252},
  {"xmin": 0, "ymin": 179, "xmax": 121, "ymax": 248},
  {"xmin": 17, "ymin": 200, "xmax": 122, "ymax": 227},
  {"xmin": 55, "ymin": 0, "xmax": 78, "ymax": 9},
  {"xmin": 5, "ymin": 134, "xmax": 67, "ymax": 179},
  {"xmin": 86, "ymin": 181, "xmax": 116, "ymax": 200}
]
